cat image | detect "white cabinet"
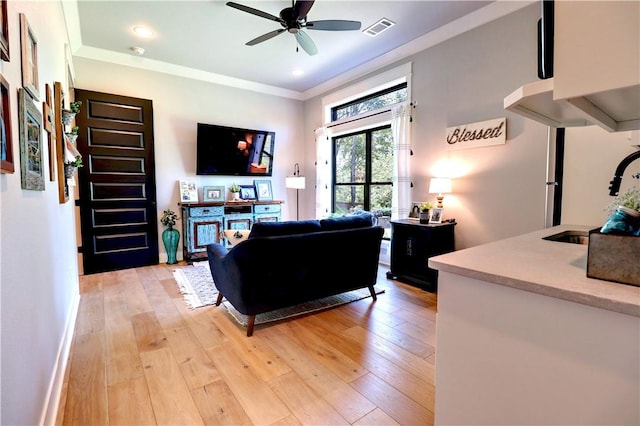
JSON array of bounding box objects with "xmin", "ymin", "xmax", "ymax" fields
[
  {"xmin": 554, "ymin": 1, "xmax": 638, "ymax": 102},
  {"xmin": 505, "ymin": 1, "xmax": 639, "ymax": 132}
]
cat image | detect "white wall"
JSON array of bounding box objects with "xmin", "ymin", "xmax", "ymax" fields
[
  {"xmin": 72, "ymin": 57, "xmax": 305, "ymax": 262},
  {"xmin": 0, "ymin": 2, "xmax": 80, "ymax": 424},
  {"xmin": 563, "ymin": 127, "xmax": 639, "ymax": 226}
]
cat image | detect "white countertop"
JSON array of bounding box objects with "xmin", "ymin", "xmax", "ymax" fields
[{"xmin": 429, "ymin": 224, "xmax": 640, "ymax": 317}]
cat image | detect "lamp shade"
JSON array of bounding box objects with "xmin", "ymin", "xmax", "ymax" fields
[
  {"xmin": 429, "ymin": 177, "xmax": 451, "ymax": 194},
  {"xmin": 285, "ymin": 176, "xmax": 306, "ymax": 189}
]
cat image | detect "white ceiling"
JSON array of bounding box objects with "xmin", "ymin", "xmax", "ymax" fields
[{"xmin": 66, "ymin": 1, "xmax": 534, "ymax": 99}]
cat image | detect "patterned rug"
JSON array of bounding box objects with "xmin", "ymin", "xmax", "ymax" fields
[
  {"xmin": 172, "ymin": 262, "xmax": 384, "ymax": 326},
  {"xmin": 172, "ymin": 261, "xmax": 218, "ymax": 309}
]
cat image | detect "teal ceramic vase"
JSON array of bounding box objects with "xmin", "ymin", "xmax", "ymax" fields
[{"xmin": 162, "ymin": 226, "xmax": 180, "ymax": 264}]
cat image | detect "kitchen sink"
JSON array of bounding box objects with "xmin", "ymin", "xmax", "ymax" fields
[{"xmin": 543, "ymin": 230, "xmax": 589, "ymax": 245}]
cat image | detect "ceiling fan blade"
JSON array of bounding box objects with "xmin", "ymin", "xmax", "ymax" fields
[
  {"xmin": 306, "ymin": 20, "xmax": 362, "ymax": 31},
  {"xmin": 294, "ymin": 30, "xmax": 318, "ymax": 56},
  {"xmin": 246, "ymin": 29, "xmax": 286, "ymax": 46},
  {"xmin": 292, "ymin": 0, "xmax": 315, "ymax": 21},
  {"xmin": 226, "ymin": 2, "xmax": 281, "ymax": 22}
]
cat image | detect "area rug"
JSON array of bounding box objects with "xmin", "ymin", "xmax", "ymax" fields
[
  {"xmin": 172, "ymin": 262, "xmax": 384, "ymax": 326},
  {"xmin": 224, "ymin": 286, "xmax": 385, "ymax": 327},
  {"xmin": 172, "ymin": 261, "xmax": 218, "ymax": 309}
]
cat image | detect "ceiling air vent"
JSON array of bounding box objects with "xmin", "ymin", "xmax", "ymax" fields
[{"xmin": 363, "ymin": 18, "xmax": 395, "ymax": 37}]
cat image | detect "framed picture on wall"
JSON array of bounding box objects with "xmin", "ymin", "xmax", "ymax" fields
[
  {"xmin": 203, "ymin": 185, "xmax": 225, "ymax": 202},
  {"xmin": 0, "ymin": 0, "xmax": 10, "ymax": 62},
  {"xmin": 254, "ymin": 179, "xmax": 273, "ymax": 201},
  {"xmin": 18, "ymin": 88, "xmax": 44, "ymax": 190},
  {"xmin": 19, "ymin": 13, "xmax": 39, "ymax": 101},
  {"xmin": 1, "ymin": 74, "xmax": 14, "ymax": 173}
]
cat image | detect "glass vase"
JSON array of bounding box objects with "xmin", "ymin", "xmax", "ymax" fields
[{"xmin": 162, "ymin": 226, "xmax": 180, "ymax": 264}]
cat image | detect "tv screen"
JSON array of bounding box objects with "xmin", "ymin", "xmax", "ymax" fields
[{"xmin": 196, "ymin": 123, "xmax": 275, "ymax": 176}]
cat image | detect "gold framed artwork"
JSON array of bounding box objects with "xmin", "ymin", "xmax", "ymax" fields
[
  {"xmin": 20, "ymin": 13, "xmax": 39, "ymax": 101},
  {"xmin": 0, "ymin": 73, "xmax": 13, "ymax": 173},
  {"xmin": 0, "ymin": 0, "xmax": 10, "ymax": 62},
  {"xmin": 18, "ymin": 88, "xmax": 44, "ymax": 190}
]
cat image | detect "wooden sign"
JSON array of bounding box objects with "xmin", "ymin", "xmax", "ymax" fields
[
  {"xmin": 446, "ymin": 118, "xmax": 506, "ymax": 151},
  {"xmin": 43, "ymin": 83, "xmax": 55, "ymax": 181}
]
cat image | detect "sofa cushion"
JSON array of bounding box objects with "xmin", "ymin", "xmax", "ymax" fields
[
  {"xmin": 320, "ymin": 213, "xmax": 375, "ymax": 231},
  {"xmin": 248, "ymin": 220, "xmax": 322, "ymax": 238}
]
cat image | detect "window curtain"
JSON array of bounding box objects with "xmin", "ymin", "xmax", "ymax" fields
[
  {"xmin": 315, "ymin": 127, "xmax": 332, "ymax": 218},
  {"xmin": 391, "ymin": 103, "xmax": 412, "ymax": 220}
]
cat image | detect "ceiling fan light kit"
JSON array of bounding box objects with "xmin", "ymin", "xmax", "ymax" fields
[{"xmin": 226, "ymin": 0, "xmax": 362, "ymax": 56}]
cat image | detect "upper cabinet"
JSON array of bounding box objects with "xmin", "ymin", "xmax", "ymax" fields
[{"xmin": 505, "ymin": 0, "xmax": 639, "ymax": 132}]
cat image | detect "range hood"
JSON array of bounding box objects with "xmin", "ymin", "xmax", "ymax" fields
[{"xmin": 504, "ymin": 78, "xmax": 640, "ymax": 132}]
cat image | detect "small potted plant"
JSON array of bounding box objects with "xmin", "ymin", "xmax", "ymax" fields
[
  {"xmin": 66, "ymin": 125, "xmax": 79, "ymax": 143},
  {"xmin": 160, "ymin": 209, "xmax": 180, "ymax": 264},
  {"xmin": 64, "ymin": 155, "xmax": 83, "ymax": 179},
  {"xmin": 419, "ymin": 201, "xmax": 433, "ymax": 224},
  {"xmin": 62, "ymin": 100, "xmax": 82, "ymax": 125},
  {"xmin": 229, "ymin": 183, "xmax": 241, "ymax": 200}
]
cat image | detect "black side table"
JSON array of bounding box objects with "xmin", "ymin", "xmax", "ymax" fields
[{"xmin": 386, "ymin": 219, "xmax": 456, "ymax": 292}]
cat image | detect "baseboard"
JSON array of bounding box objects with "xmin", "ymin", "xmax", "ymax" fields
[{"xmin": 39, "ymin": 290, "xmax": 80, "ymax": 426}]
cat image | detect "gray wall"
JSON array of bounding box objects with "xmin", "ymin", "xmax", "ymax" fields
[{"xmin": 302, "ymin": 3, "xmax": 639, "ymax": 250}]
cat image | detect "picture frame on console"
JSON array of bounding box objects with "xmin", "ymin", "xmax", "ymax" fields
[
  {"xmin": 254, "ymin": 179, "xmax": 272, "ymax": 201},
  {"xmin": 239, "ymin": 185, "xmax": 257, "ymax": 200},
  {"xmin": 429, "ymin": 208, "xmax": 443, "ymax": 224},
  {"xmin": 409, "ymin": 201, "xmax": 425, "ymax": 219},
  {"xmin": 179, "ymin": 179, "xmax": 198, "ymax": 203},
  {"xmin": 203, "ymin": 185, "xmax": 225, "ymax": 202}
]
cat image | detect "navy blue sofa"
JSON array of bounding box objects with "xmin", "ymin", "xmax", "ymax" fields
[{"xmin": 207, "ymin": 214, "xmax": 384, "ymax": 336}]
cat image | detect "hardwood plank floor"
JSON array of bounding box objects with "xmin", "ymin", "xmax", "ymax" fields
[{"xmin": 56, "ymin": 263, "xmax": 438, "ymax": 425}]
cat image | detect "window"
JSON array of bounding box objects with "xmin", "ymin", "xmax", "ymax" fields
[
  {"xmin": 331, "ymin": 82, "xmax": 407, "ymax": 122},
  {"xmin": 332, "ymin": 125, "xmax": 393, "ymax": 216}
]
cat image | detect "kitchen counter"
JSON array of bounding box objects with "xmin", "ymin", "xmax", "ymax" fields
[
  {"xmin": 430, "ymin": 225, "xmax": 640, "ymax": 425},
  {"xmin": 429, "ymin": 224, "xmax": 640, "ymax": 317}
]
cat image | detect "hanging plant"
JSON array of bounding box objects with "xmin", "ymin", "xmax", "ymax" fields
[{"xmin": 62, "ymin": 101, "xmax": 82, "ymax": 125}]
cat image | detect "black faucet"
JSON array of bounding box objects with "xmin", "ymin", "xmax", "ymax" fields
[{"xmin": 609, "ymin": 149, "xmax": 640, "ymax": 196}]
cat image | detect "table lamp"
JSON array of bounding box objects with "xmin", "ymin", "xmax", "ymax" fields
[
  {"xmin": 429, "ymin": 177, "xmax": 451, "ymax": 208},
  {"xmin": 285, "ymin": 163, "xmax": 306, "ymax": 220}
]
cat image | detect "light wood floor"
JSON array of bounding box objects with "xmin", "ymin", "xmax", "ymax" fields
[{"xmin": 56, "ymin": 263, "xmax": 438, "ymax": 425}]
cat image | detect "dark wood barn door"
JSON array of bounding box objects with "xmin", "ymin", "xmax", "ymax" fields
[{"xmin": 74, "ymin": 89, "xmax": 159, "ymax": 274}]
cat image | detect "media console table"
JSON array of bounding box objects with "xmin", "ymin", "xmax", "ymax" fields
[
  {"xmin": 179, "ymin": 200, "xmax": 283, "ymax": 262},
  {"xmin": 386, "ymin": 219, "xmax": 456, "ymax": 292}
]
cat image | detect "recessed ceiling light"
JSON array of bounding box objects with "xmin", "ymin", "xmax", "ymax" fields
[
  {"xmin": 133, "ymin": 26, "xmax": 153, "ymax": 38},
  {"xmin": 292, "ymin": 69, "xmax": 304, "ymax": 77}
]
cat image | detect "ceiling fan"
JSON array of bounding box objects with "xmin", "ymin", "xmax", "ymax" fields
[{"xmin": 226, "ymin": 0, "xmax": 362, "ymax": 56}]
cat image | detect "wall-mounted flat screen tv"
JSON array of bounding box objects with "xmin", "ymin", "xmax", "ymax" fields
[{"xmin": 196, "ymin": 123, "xmax": 275, "ymax": 176}]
